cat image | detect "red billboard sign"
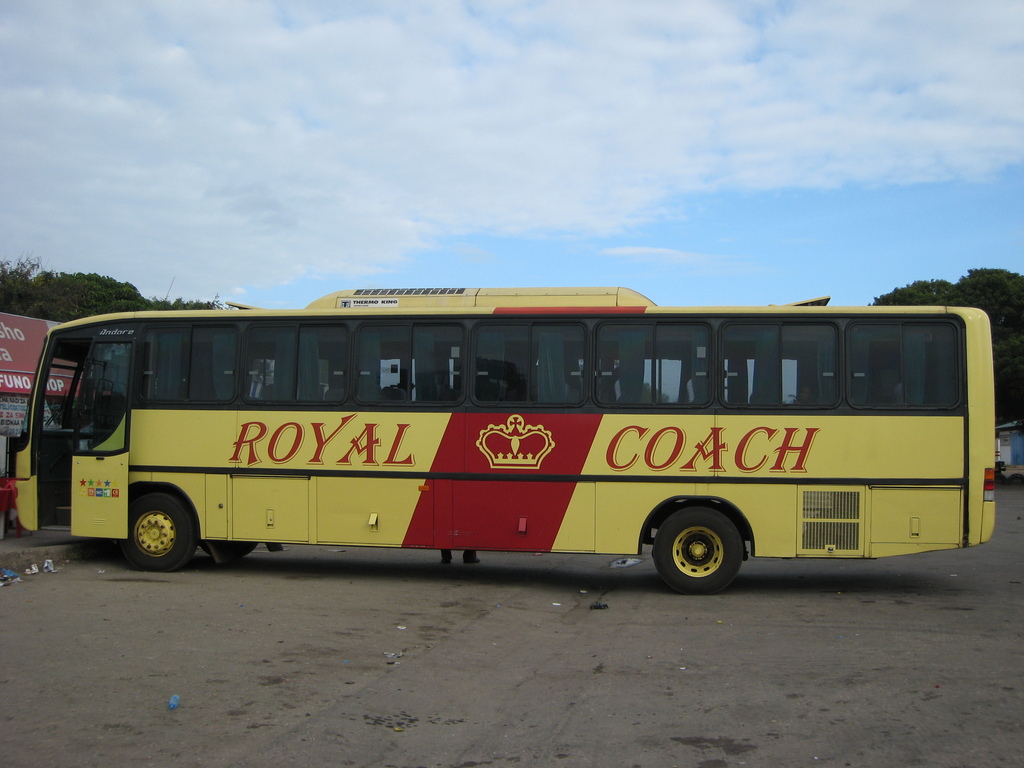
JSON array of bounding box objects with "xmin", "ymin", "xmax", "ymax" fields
[{"xmin": 0, "ymin": 313, "xmax": 55, "ymax": 395}]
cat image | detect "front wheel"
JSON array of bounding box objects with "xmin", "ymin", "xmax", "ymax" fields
[
  {"xmin": 119, "ymin": 493, "xmax": 198, "ymax": 572},
  {"xmin": 652, "ymin": 507, "xmax": 743, "ymax": 595}
]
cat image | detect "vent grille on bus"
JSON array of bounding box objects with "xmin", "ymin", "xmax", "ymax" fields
[
  {"xmin": 801, "ymin": 490, "xmax": 861, "ymax": 552},
  {"xmin": 352, "ymin": 288, "xmax": 467, "ymax": 296}
]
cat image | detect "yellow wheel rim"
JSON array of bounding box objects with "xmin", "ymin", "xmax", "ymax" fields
[
  {"xmin": 671, "ymin": 525, "xmax": 724, "ymax": 578},
  {"xmin": 134, "ymin": 511, "xmax": 176, "ymax": 557}
]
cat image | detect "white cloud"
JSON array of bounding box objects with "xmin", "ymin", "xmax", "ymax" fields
[
  {"xmin": 600, "ymin": 246, "xmax": 760, "ymax": 277},
  {"xmin": 454, "ymin": 243, "xmax": 500, "ymax": 265},
  {"xmin": 602, "ymin": 247, "xmax": 710, "ymax": 265},
  {"xmin": 0, "ymin": 0, "xmax": 1020, "ymax": 301}
]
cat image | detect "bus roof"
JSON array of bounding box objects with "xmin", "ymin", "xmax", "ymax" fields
[{"xmin": 43, "ymin": 289, "xmax": 991, "ymax": 330}]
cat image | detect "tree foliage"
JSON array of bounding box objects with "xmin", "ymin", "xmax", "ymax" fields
[
  {"xmin": 874, "ymin": 268, "xmax": 1024, "ymax": 424},
  {"xmin": 0, "ymin": 256, "xmax": 223, "ymax": 322}
]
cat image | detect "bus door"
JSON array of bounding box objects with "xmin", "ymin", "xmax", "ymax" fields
[{"xmin": 36, "ymin": 337, "xmax": 132, "ymax": 535}]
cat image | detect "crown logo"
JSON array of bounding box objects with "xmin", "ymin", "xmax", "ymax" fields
[{"xmin": 476, "ymin": 415, "xmax": 555, "ymax": 470}]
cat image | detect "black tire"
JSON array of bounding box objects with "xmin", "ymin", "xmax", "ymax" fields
[
  {"xmin": 119, "ymin": 493, "xmax": 198, "ymax": 572},
  {"xmin": 652, "ymin": 507, "xmax": 743, "ymax": 595}
]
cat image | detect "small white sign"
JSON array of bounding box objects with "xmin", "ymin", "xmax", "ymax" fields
[{"xmin": 0, "ymin": 393, "xmax": 28, "ymax": 437}]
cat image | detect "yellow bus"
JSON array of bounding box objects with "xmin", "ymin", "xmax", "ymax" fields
[{"xmin": 14, "ymin": 287, "xmax": 997, "ymax": 594}]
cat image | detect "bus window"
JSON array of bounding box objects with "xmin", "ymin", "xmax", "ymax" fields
[
  {"xmin": 532, "ymin": 325, "xmax": 585, "ymax": 404},
  {"xmin": 142, "ymin": 328, "xmax": 188, "ymax": 400},
  {"xmin": 188, "ymin": 327, "xmax": 237, "ymax": 401},
  {"xmin": 412, "ymin": 325, "xmax": 463, "ymax": 402},
  {"xmin": 724, "ymin": 325, "xmax": 779, "ymax": 405},
  {"xmin": 357, "ymin": 324, "xmax": 463, "ymax": 403},
  {"xmin": 724, "ymin": 324, "xmax": 837, "ymax": 406},
  {"xmin": 474, "ymin": 324, "xmax": 583, "ymax": 405},
  {"xmin": 245, "ymin": 326, "xmax": 297, "ymax": 402},
  {"xmin": 850, "ymin": 323, "xmax": 957, "ymax": 407},
  {"xmin": 298, "ymin": 326, "xmax": 348, "ymax": 402},
  {"xmin": 597, "ymin": 325, "xmax": 651, "ymax": 403},
  {"xmin": 475, "ymin": 325, "xmax": 529, "ymax": 403},
  {"xmin": 77, "ymin": 342, "xmax": 131, "ymax": 452},
  {"xmin": 42, "ymin": 351, "xmax": 82, "ymax": 431},
  {"xmin": 597, "ymin": 324, "xmax": 709, "ymax": 405},
  {"xmin": 905, "ymin": 325, "xmax": 957, "ymax": 405},
  {"xmin": 144, "ymin": 327, "xmax": 237, "ymax": 402},
  {"xmin": 357, "ymin": 326, "xmax": 408, "ymax": 402},
  {"xmin": 781, "ymin": 325, "xmax": 837, "ymax": 405},
  {"xmin": 657, "ymin": 324, "xmax": 708, "ymax": 404}
]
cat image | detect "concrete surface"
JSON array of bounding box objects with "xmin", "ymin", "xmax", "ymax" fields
[
  {"xmin": 1, "ymin": 487, "xmax": 1022, "ymax": 768},
  {"xmin": 0, "ymin": 525, "xmax": 109, "ymax": 573}
]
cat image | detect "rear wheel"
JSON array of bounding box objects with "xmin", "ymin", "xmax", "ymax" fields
[
  {"xmin": 652, "ymin": 507, "xmax": 743, "ymax": 595},
  {"xmin": 119, "ymin": 493, "xmax": 197, "ymax": 572}
]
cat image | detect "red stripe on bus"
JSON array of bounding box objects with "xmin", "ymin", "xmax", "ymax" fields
[
  {"xmin": 449, "ymin": 480, "xmax": 579, "ymax": 551},
  {"xmin": 402, "ymin": 413, "xmax": 603, "ymax": 550},
  {"xmin": 492, "ymin": 306, "xmax": 649, "ymax": 314}
]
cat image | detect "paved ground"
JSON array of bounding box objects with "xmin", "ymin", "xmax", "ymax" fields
[{"xmin": 1, "ymin": 487, "xmax": 1022, "ymax": 768}]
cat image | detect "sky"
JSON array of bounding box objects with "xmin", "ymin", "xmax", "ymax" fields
[{"xmin": 1, "ymin": 0, "xmax": 1022, "ymax": 311}]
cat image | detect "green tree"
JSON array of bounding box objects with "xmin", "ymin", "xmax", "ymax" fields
[
  {"xmin": 147, "ymin": 296, "xmax": 225, "ymax": 311},
  {"xmin": 874, "ymin": 268, "xmax": 1024, "ymax": 424},
  {"xmin": 0, "ymin": 257, "xmax": 223, "ymax": 321},
  {"xmin": 0, "ymin": 256, "xmax": 43, "ymax": 316},
  {"xmin": 35, "ymin": 270, "xmax": 151, "ymax": 321}
]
